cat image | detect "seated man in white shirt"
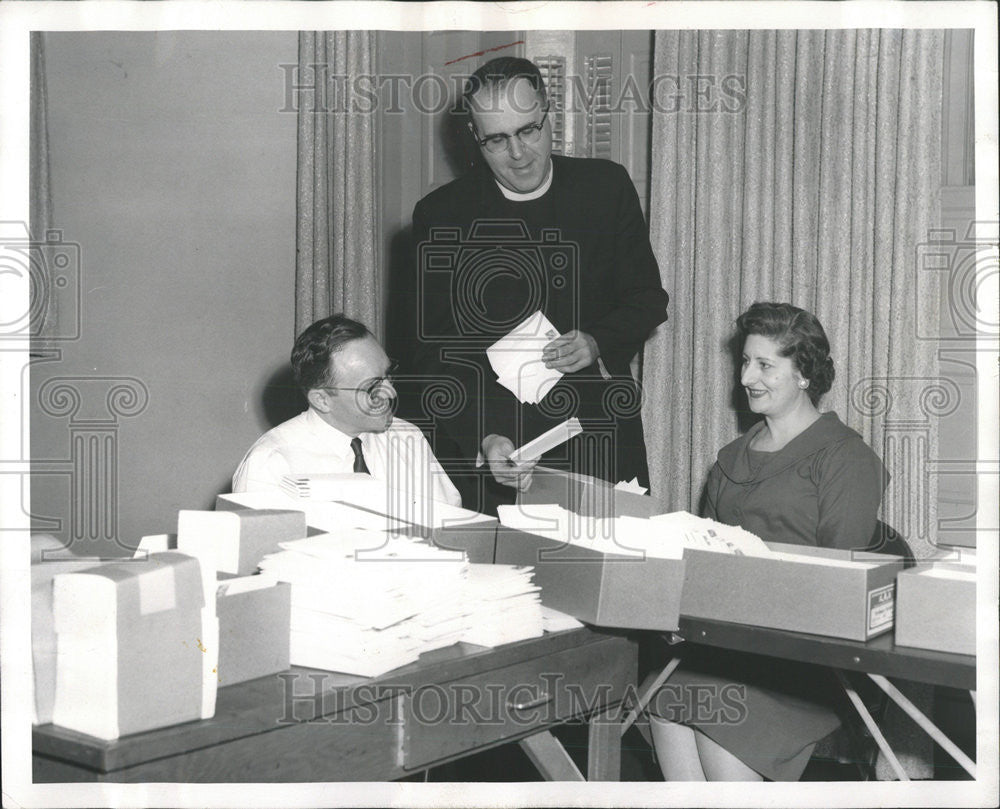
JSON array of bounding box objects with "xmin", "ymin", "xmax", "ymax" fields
[{"xmin": 232, "ymin": 314, "xmax": 461, "ymax": 507}]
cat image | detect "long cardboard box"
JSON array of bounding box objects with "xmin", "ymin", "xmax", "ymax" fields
[
  {"xmin": 502, "ymin": 467, "xmax": 682, "ymax": 630},
  {"xmin": 518, "ymin": 466, "xmax": 657, "ymax": 518},
  {"xmin": 406, "ymin": 519, "xmax": 499, "ymax": 563},
  {"xmin": 215, "ymin": 493, "xmax": 498, "ymax": 564},
  {"xmin": 895, "ymin": 563, "xmax": 976, "ymax": 656},
  {"xmin": 680, "ymin": 542, "xmax": 904, "ymax": 641},
  {"xmin": 178, "ymin": 508, "xmax": 307, "ymax": 576},
  {"xmin": 495, "ymin": 526, "xmax": 685, "ymax": 631}
]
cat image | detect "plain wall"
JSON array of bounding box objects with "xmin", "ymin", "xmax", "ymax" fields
[{"xmin": 30, "ymin": 32, "xmax": 299, "ymax": 554}]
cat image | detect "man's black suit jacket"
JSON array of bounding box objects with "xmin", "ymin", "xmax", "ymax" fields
[{"xmin": 410, "ymin": 155, "xmax": 668, "ymax": 505}]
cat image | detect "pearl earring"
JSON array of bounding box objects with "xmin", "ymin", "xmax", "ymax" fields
[{"xmin": 799, "ymin": 380, "xmax": 808, "ymax": 389}]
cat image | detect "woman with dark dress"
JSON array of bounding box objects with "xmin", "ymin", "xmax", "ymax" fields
[{"xmin": 646, "ymin": 302, "xmax": 889, "ymax": 781}]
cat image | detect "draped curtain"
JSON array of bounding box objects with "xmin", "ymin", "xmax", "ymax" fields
[
  {"xmin": 643, "ymin": 29, "xmax": 944, "ymax": 559},
  {"xmin": 30, "ymin": 32, "xmax": 55, "ymax": 350},
  {"xmin": 295, "ymin": 31, "xmax": 380, "ymax": 338}
]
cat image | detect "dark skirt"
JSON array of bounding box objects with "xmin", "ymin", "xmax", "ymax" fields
[{"xmin": 640, "ymin": 645, "xmax": 843, "ymax": 781}]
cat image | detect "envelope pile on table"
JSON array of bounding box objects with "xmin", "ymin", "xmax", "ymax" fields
[
  {"xmin": 497, "ymin": 505, "xmax": 775, "ymax": 559},
  {"xmin": 258, "ymin": 531, "xmax": 543, "ymax": 678}
]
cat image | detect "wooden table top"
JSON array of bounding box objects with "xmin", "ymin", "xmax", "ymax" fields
[
  {"xmin": 33, "ymin": 625, "xmax": 630, "ymax": 773},
  {"xmin": 677, "ymin": 616, "xmax": 976, "ymax": 690}
]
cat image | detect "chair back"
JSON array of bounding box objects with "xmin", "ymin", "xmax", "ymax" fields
[{"xmin": 870, "ymin": 520, "xmax": 916, "ymax": 568}]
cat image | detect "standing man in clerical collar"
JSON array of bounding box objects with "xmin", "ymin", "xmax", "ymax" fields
[{"xmin": 411, "ymin": 56, "xmax": 669, "ymax": 514}]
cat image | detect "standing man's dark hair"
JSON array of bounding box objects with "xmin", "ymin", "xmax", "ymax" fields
[
  {"xmin": 290, "ymin": 314, "xmax": 371, "ymax": 393},
  {"xmin": 462, "ymin": 56, "xmax": 548, "ymax": 112}
]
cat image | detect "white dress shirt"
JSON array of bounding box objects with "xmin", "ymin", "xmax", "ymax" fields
[{"xmin": 231, "ymin": 408, "xmax": 461, "ymax": 507}]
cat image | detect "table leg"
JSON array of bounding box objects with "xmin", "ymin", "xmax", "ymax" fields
[
  {"xmin": 519, "ymin": 731, "xmax": 585, "ymax": 781},
  {"xmin": 620, "ymin": 656, "xmax": 681, "ymax": 734},
  {"xmin": 587, "ymin": 705, "xmax": 621, "ymax": 781},
  {"xmin": 834, "ymin": 670, "xmax": 909, "ymax": 781},
  {"xmin": 867, "ymin": 673, "xmax": 977, "ymax": 779}
]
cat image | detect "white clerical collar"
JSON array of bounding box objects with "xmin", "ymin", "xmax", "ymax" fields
[{"xmin": 495, "ymin": 159, "xmax": 553, "ymax": 201}]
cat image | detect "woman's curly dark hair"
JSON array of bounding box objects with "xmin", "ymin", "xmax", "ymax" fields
[{"xmin": 737, "ymin": 302, "xmax": 835, "ymax": 404}]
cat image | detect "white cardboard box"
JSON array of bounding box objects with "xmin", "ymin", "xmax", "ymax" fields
[
  {"xmin": 52, "ymin": 551, "xmax": 215, "ymax": 740},
  {"xmin": 495, "ymin": 526, "xmax": 685, "ymax": 631},
  {"xmin": 216, "ymin": 579, "xmax": 291, "ymax": 686},
  {"xmin": 178, "ymin": 508, "xmax": 307, "ymax": 576},
  {"xmin": 680, "ymin": 542, "xmax": 904, "ymax": 641},
  {"xmin": 895, "ymin": 562, "xmax": 976, "ymax": 655},
  {"xmin": 517, "ymin": 466, "xmax": 657, "ymax": 518},
  {"xmin": 216, "ymin": 493, "xmax": 499, "ymax": 563},
  {"xmin": 500, "ymin": 467, "xmax": 683, "ymax": 631}
]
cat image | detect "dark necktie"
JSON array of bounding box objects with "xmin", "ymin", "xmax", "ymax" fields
[{"xmin": 350, "ymin": 437, "xmax": 370, "ymax": 475}]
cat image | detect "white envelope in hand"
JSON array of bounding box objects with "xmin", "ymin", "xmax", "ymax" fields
[
  {"xmin": 497, "ymin": 362, "xmax": 562, "ymax": 405},
  {"xmin": 487, "ymin": 311, "xmax": 562, "ymax": 404},
  {"xmin": 508, "ymin": 418, "xmax": 583, "ymax": 463}
]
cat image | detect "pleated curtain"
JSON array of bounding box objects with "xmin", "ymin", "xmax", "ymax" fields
[
  {"xmin": 30, "ymin": 32, "xmax": 56, "ymax": 350},
  {"xmin": 295, "ymin": 31, "xmax": 381, "ymax": 339},
  {"xmin": 643, "ymin": 29, "xmax": 944, "ymax": 559}
]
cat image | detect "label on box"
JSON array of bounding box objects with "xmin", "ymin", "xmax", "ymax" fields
[{"xmin": 867, "ymin": 583, "xmax": 895, "ymax": 633}]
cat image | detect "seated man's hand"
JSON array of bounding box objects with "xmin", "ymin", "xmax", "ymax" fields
[
  {"xmin": 482, "ymin": 434, "xmax": 537, "ymax": 491},
  {"xmin": 542, "ymin": 330, "xmax": 599, "ymax": 373}
]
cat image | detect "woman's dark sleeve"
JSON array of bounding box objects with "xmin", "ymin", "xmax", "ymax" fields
[
  {"xmin": 702, "ymin": 462, "xmax": 724, "ymax": 521},
  {"xmin": 815, "ymin": 438, "xmax": 890, "ymax": 551}
]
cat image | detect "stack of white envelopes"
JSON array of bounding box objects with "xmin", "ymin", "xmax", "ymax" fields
[
  {"xmin": 278, "ymin": 473, "xmax": 494, "ymax": 531},
  {"xmin": 280, "ymin": 472, "xmax": 374, "ymax": 500},
  {"xmin": 498, "ymin": 504, "xmax": 774, "ymax": 559},
  {"xmin": 460, "ymin": 564, "xmax": 543, "ymax": 647},
  {"xmin": 407, "ymin": 563, "xmax": 543, "ymax": 651},
  {"xmin": 258, "ymin": 531, "xmax": 544, "ymax": 677}
]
